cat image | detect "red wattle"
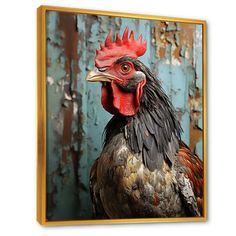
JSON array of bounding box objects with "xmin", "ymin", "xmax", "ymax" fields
[
  {"xmin": 101, "ymin": 83, "xmax": 118, "ymax": 114},
  {"xmin": 101, "ymin": 80, "xmax": 146, "ymax": 116},
  {"xmin": 111, "ymin": 82, "xmax": 136, "ymax": 116}
]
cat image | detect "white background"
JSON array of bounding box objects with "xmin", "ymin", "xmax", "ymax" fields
[{"xmin": 0, "ymin": 0, "xmax": 235, "ymax": 235}]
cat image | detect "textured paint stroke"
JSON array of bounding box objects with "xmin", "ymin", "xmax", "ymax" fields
[{"xmin": 46, "ymin": 12, "xmax": 203, "ymax": 220}]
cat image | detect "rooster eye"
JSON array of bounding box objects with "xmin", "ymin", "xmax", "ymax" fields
[{"xmin": 120, "ymin": 63, "xmax": 131, "ymax": 73}]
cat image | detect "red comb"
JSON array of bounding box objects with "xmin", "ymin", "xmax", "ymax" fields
[{"xmin": 95, "ymin": 27, "xmax": 147, "ymax": 68}]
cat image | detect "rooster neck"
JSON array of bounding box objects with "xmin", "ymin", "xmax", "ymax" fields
[
  {"xmin": 103, "ymin": 92, "xmax": 182, "ymax": 171},
  {"xmin": 103, "ymin": 59, "xmax": 182, "ymax": 171}
]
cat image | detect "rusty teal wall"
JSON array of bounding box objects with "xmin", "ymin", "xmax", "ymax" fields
[{"xmin": 45, "ymin": 11, "xmax": 203, "ymax": 220}]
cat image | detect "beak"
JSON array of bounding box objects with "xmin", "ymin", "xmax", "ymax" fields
[{"xmin": 86, "ymin": 69, "xmax": 119, "ymax": 82}]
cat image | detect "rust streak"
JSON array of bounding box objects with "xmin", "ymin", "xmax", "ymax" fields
[
  {"xmin": 59, "ymin": 13, "xmax": 79, "ymax": 163},
  {"xmin": 189, "ymin": 93, "xmax": 203, "ymax": 152},
  {"xmin": 158, "ymin": 47, "xmax": 166, "ymax": 58},
  {"xmin": 173, "ymin": 46, "xmax": 180, "ymax": 60},
  {"xmin": 190, "ymin": 126, "xmax": 202, "ymax": 152}
]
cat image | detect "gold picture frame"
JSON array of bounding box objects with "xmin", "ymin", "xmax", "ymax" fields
[{"xmin": 37, "ymin": 5, "xmax": 207, "ymax": 226}]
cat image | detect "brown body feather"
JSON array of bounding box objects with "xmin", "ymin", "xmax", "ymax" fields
[
  {"xmin": 177, "ymin": 143, "xmax": 204, "ymax": 214},
  {"xmin": 90, "ymin": 134, "xmax": 203, "ymax": 218}
]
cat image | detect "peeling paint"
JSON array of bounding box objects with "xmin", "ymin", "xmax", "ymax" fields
[{"xmin": 47, "ymin": 76, "xmax": 54, "ymax": 85}]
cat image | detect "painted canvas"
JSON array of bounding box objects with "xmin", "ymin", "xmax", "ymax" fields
[{"xmin": 37, "ymin": 6, "xmax": 206, "ymax": 225}]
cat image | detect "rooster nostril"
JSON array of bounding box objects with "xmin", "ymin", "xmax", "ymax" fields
[{"xmin": 98, "ymin": 67, "xmax": 108, "ymax": 72}]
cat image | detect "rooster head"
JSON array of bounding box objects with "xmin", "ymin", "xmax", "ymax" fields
[{"xmin": 86, "ymin": 27, "xmax": 147, "ymax": 116}]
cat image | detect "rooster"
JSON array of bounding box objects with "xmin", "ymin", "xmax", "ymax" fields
[{"xmin": 86, "ymin": 27, "xmax": 203, "ymax": 218}]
